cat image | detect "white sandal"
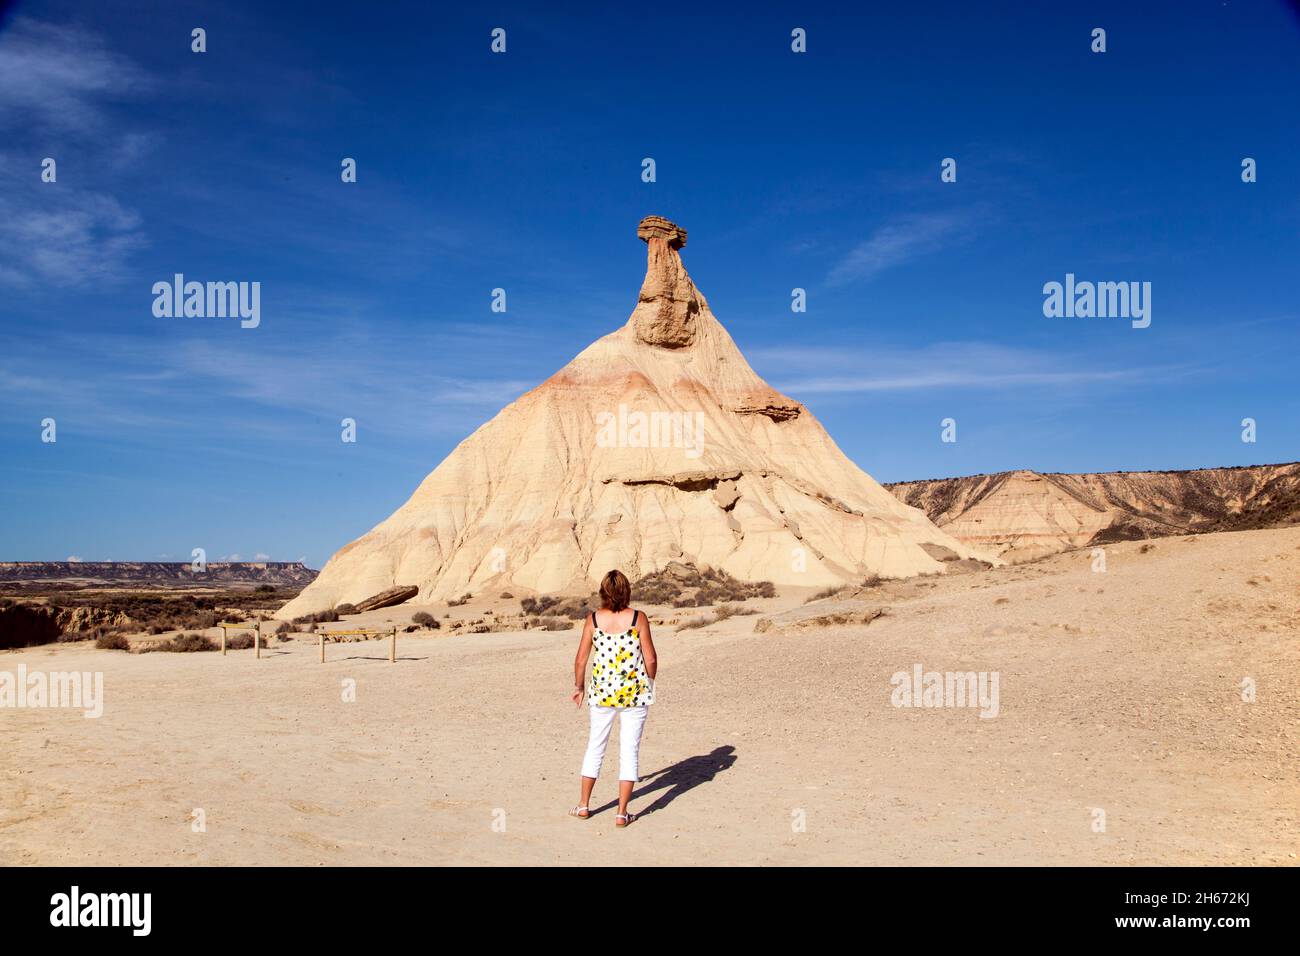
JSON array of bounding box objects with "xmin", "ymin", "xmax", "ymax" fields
[
  {"xmin": 615, "ymin": 812, "xmax": 636, "ymax": 828},
  {"xmin": 568, "ymin": 806, "xmax": 590, "ymax": 819}
]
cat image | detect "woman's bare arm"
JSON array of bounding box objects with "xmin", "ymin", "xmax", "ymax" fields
[
  {"xmin": 572, "ymin": 615, "xmax": 593, "ymax": 705},
  {"xmin": 638, "ymin": 611, "xmax": 657, "ymax": 680}
]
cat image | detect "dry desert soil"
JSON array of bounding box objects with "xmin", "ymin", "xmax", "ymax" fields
[{"xmin": 2, "ymin": 527, "xmax": 1297, "ymax": 866}]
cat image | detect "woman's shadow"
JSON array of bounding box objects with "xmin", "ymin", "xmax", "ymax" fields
[{"xmin": 593, "ymin": 745, "xmax": 736, "ymax": 818}]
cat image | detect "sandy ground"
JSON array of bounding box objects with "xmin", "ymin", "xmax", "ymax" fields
[{"xmin": 2, "ymin": 528, "xmax": 1298, "ymax": 866}]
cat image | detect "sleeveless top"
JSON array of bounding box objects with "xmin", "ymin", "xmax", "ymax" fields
[{"xmin": 588, "ymin": 609, "xmax": 654, "ymax": 708}]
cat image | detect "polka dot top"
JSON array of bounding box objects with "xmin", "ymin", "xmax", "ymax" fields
[{"xmin": 588, "ymin": 609, "xmax": 655, "ymax": 708}]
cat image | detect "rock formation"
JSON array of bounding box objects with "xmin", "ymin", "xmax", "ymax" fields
[
  {"xmin": 279, "ymin": 216, "xmax": 988, "ymax": 617},
  {"xmin": 887, "ymin": 462, "xmax": 1300, "ymax": 562}
]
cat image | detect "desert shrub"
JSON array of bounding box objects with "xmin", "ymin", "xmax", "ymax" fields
[
  {"xmin": 677, "ymin": 604, "xmax": 756, "ymax": 631},
  {"xmin": 143, "ymin": 633, "xmax": 216, "ymax": 653},
  {"xmin": 412, "ymin": 612, "xmax": 440, "ymax": 629},
  {"xmin": 95, "ymin": 631, "xmax": 131, "ymax": 651},
  {"xmin": 276, "ymin": 621, "xmax": 292, "ymax": 634},
  {"xmin": 448, "ymin": 593, "xmax": 472, "ymax": 607},
  {"xmin": 805, "ymin": 586, "xmax": 847, "ymax": 604},
  {"xmin": 172, "ymin": 632, "xmax": 217, "ymax": 652},
  {"xmin": 521, "ymin": 596, "xmax": 556, "ymax": 615},
  {"xmin": 520, "ymin": 595, "xmax": 591, "ymax": 620},
  {"xmin": 535, "ymin": 616, "xmax": 573, "ymax": 631},
  {"xmin": 636, "ymin": 563, "xmax": 774, "ymax": 606},
  {"xmin": 555, "ymin": 599, "xmax": 592, "ymax": 619},
  {"xmin": 255, "ymin": 584, "xmax": 276, "ymax": 594},
  {"xmin": 499, "ymin": 591, "xmax": 514, "ymax": 599},
  {"xmin": 224, "ymin": 633, "xmax": 256, "ymax": 650},
  {"xmin": 335, "ymin": 603, "xmax": 357, "ymax": 615},
  {"xmin": 294, "ymin": 609, "xmax": 338, "ymax": 624},
  {"xmin": 713, "ymin": 603, "xmax": 756, "ymax": 621}
]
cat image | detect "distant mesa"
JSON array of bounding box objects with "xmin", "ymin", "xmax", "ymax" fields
[
  {"xmin": 887, "ymin": 462, "xmax": 1300, "ymax": 563},
  {"xmin": 0, "ymin": 561, "xmax": 317, "ymax": 588},
  {"xmin": 278, "ymin": 215, "xmax": 990, "ymax": 618}
]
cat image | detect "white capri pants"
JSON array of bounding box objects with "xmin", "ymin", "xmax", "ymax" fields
[{"xmin": 581, "ymin": 705, "xmax": 648, "ymax": 781}]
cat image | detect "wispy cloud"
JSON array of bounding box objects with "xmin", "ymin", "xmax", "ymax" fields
[
  {"xmin": 826, "ymin": 212, "xmax": 977, "ymax": 287},
  {"xmin": 0, "ymin": 328, "xmax": 539, "ymax": 442},
  {"xmin": 0, "ymin": 19, "xmax": 153, "ymax": 287},
  {"xmin": 0, "ymin": 18, "xmax": 150, "ymax": 131},
  {"xmin": 750, "ymin": 342, "xmax": 1194, "ymax": 395},
  {"xmin": 0, "ymin": 180, "xmax": 145, "ymax": 286}
]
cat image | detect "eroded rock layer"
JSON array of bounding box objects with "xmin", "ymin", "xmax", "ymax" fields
[{"xmin": 887, "ymin": 463, "xmax": 1300, "ymax": 562}]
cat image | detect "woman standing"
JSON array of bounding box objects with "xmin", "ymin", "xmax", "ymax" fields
[{"xmin": 570, "ymin": 569, "xmax": 657, "ymax": 827}]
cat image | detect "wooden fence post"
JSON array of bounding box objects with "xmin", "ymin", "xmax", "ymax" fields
[
  {"xmin": 390, "ymin": 626, "xmax": 396, "ymax": 663},
  {"xmin": 319, "ymin": 631, "xmax": 325, "ymax": 663}
]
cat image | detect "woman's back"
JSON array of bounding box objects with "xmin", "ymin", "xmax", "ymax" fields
[
  {"xmin": 593, "ymin": 606, "xmax": 637, "ymax": 634},
  {"xmin": 589, "ymin": 605, "xmax": 653, "ymax": 708}
]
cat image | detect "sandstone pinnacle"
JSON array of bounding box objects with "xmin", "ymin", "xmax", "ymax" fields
[
  {"xmin": 631, "ymin": 215, "xmax": 702, "ymax": 349},
  {"xmin": 278, "ymin": 216, "xmax": 990, "ymax": 617}
]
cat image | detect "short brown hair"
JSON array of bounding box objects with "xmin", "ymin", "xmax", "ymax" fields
[{"xmin": 599, "ymin": 569, "xmax": 631, "ymax": 612}]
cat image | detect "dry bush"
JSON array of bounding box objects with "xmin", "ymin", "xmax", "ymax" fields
[
  {"xmin": 712, "ymin": 603, "xmax": 757, "ymax": 621},
  {"xmin": 412, "ymin": 611, "xmax": 440, "ymax": 629},
  {"xmin": 95, "ymin": 631, "xmax": 131, "ymax": 651},
  {"xmin": 521, "ymin": 595, "xmax": 592, "ymax": 620},
  {"xmin": 142, "ymin": 633, "xmax": 217, "ymax": 653},
  {"xmin": 448, "ymin": 593, "xmax": 472, "ymax": 607},
  {"xmin": 535, "ymin": 616, "xmax": 573, "ymax": 631},
  {"xmin": 805, "ymin": 585, "xmax": 847, "ymax": 604},
  {"xmin": 293, "ymin": 609, "xmax": 338, "ymax": 625},
  {"xmin": 335, "ymin": 603, "xmax": 357, "ymax": 616},
  {"xmin": 677, "ymin": 603, "xmax": 757, "ymax": 631},
  {"xmin": 636, "ymin": 563, "xmax": 774, "ymax": 607}
]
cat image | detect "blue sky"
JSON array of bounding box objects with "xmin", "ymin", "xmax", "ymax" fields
[{"xmin": 1, "ymin": 0, "xmax": 1297, "ymax": 567}]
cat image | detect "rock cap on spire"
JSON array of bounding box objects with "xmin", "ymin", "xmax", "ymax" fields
[{"xmin": 637, "ymin": 215, "xmax": 687, "ymax": 249}]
